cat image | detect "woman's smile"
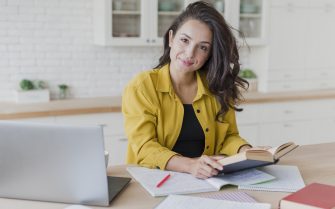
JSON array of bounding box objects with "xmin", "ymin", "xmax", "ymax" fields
[{"xmin": 180, "ymin": 59, "xmax": 194, "ymax": 67}]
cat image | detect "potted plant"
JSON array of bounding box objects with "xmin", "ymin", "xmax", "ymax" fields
[
  {"xmin": 239, "ymin": 68, "xmax": 258, "ymax": 92},
  {"xmin": 58, "ymin": 84, "xmax": 69, "ymax": 100},
  {"xmin": 15, "ymin": 79, "xmax": 50, "ymax": 103}
]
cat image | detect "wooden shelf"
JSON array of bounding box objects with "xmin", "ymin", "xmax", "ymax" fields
[
  {"xmin": 112, "ymin": 10, "xmax": 141, "ymax": 15},
  {"xmin": 158, "ymin": 11, "xmax": 180, "ymax": 16},
  {"xmin": 240, "ymin": 13, "xmax": 262, "ymax": 18}
]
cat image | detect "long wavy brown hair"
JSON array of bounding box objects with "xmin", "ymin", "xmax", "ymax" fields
[{"xmin": 155, "ymin": 1, "xmax": 248, "ymax": 121}]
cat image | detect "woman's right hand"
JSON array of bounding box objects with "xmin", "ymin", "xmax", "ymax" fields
[{"xmin": 187, "ymin": 155, "xmax": 224, "ymax": 179}]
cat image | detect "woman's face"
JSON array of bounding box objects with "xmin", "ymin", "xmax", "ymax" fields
[{"xmin": 169, "ymin": 19, "xmax": 212, "ymax": 74}]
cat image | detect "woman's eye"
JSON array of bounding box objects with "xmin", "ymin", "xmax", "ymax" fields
[
  {"xmin": 200, "ymin": 46, "xmax": 208, "ymax": 52},
  {"xmin": 180, "ymin": 38, "xmax": 188, "ymax": 43}
]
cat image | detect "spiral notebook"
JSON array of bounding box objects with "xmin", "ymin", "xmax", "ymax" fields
[
  {"xmin": 154, "ymin": 195, "xmax": 271, "ymax": 209},
  {"xmin": 238, "ymin": 165, "xmax": 305, "ymax": 192},
  {"xmin": 127, "ymin": 166, "xmax": 275, "ymax": 197},
  {"xmin": 199, "ymin": 191, "xmax": 257, "ymax": 203}
]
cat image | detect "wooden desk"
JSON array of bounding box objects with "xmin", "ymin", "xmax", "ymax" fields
[{"xmin": 1, "ymin": 143, "xmax": 335, "ymax": 209}]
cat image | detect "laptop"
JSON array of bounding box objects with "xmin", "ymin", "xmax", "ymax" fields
[{"xmin": 0, "ymin": 120, "xmax": 131, "ymax": 206}]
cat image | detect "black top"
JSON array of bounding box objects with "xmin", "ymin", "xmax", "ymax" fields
[{"xmin": 172, "ymin": 104, "xmax": 205, "ymax": 158}]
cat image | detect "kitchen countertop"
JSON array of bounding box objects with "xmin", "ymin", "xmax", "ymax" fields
[{"xmin": 1, "ymin": 89, "xmax": 335, "ymax": 120}]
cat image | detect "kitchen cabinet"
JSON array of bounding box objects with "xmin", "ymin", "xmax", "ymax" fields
[
  {"xmin": 93, "ymin": 0, "xmax": 188, "ymax": 46},
  {"xmin": 267, "ymin": 0, "xmax": 335, "ymax": 92},
  {"xmin": 236, "ymin": 99, "xmax": 335, "ymax": 147},
  {"xmin": 236, "ymin": 104, "xmax": 260, "ymax": 145},
  {"xmin": 238, "ymin": 0, "xmax": 269, "ymax": 45},
  {"xmin": 93, "ymin": 0, "xmax": 269, "ymax": 46},
  {"xmin": 259, "ymin": 121, "xmax": 311, "ymax": 145}
]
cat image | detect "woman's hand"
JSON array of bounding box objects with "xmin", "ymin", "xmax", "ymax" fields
[
  {"xmin": 166, "ymin": 155, "xmax": 225, "ymax": 179},
  {"xmin": 187, "ymin": 155, "xmax": 224, "ymax": 179}
]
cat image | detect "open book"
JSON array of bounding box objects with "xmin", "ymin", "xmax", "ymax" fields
[
  {"xmin": 218, "ymin": 142, "xmax": 298, "ymax": 174},
  {"xmin": 127, "ymin": 166, "xmax": 275, "ymax": 197}
]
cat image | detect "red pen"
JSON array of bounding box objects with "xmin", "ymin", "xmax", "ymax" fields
[{"xmin": 156, "ymin": 173, "xmax": 171, "ymax": 188}]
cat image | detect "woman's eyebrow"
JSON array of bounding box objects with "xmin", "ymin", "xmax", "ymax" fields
[{"xmin": 180, "ymin": 33, "xmax": 211, "ymax": 45}]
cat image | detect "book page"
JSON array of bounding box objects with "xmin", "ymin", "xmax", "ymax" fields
[
  {"xmin": 154, "ymin": 195, "xmax": 271, "ymax": 209},
  {"xmin": 127, "ymin": 166, "xmax": 216, "ymax": 197},
  {"xmin": 238, "ymin": 165, "xmax": 305, "ymax": 192},
  {"xmin": 274, "ymin": 142, "xmax": 298, "ymax": 159},
  {"xmin": 206, "ymin": 168, "xmax": 275, "ymax": 190}
]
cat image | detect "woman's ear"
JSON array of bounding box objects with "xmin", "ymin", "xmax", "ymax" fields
[{"xmin": 168, "ymin": 30, "xmax": 174, "ymax": 47}]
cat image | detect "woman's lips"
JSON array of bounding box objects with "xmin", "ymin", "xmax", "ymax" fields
[{"xmin": 181, "ymin": 60, "xmax": 194, "ymax": 67}]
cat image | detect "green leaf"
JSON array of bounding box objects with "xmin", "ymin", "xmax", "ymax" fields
[{"xmin": 20, "ymin": 79, "xmax": 34, "ymax": 91}]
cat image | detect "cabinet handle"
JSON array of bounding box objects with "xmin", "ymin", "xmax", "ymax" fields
[
  {"xmin": 151, "ymin": 39, "xmax": 156, "ymax": 43},
  {"xmin": 99, "ymin": 124, "xmax": 107, "ymax": 128},
  {"xmin": 283, "ymin": 124, "xmax": 292, "ymax": 128},
  {"xmin": 283, "ymin": 74, "xmax": 291, "ymax": 78},
  {"xmin": 146, "ymin": 39, "xmax": 150, "ymax": 43},
  {"xmin": 287, "ymin": 3, "xmax": 293, "ymax": 7},
  {"xmin": 284, "ymin": 110, "xmax": 292, "ymax": 114},
  {"xmin": 287, "ymin": 3, "xmax": 294, "ymax": 12},
  {"xmin": 118, "ymin": 137, "xmax": 128, "ymax": 141}
]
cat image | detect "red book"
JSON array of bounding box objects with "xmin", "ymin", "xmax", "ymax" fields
[{"xmin": 280, "ymin": 183, "xmax": 335, "ymax": 209}]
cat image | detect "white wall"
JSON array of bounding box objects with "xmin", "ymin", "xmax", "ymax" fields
[{"xmin": 0, "ymin": 0, "xmax": 162, "ymax": 101}]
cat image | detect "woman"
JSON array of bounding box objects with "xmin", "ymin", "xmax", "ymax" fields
[{"xmin": 122, "ymin": 1, "xmax": 251, "ymax": 179}]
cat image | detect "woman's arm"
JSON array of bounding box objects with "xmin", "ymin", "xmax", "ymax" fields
[
  {"xmin": 165, "ymin": 155, "xmax": 225, "ymax": 179},
  {"xmin": 123, "ymin": 84, "xmax": 178, "ymax": 170}
]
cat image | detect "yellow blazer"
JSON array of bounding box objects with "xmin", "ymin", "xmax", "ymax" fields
[{"xmin": 122, "ymin": 64, "xmax": 248, "ymax": 170}]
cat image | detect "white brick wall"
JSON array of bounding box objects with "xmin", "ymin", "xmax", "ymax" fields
[{"xmin": 0, "ymin": 0, "xmax": 161, "ymax": 101}]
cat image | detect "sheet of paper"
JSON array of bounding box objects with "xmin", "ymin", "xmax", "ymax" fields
[
  {"xmin": 154, "ymin": 195, "xmax": 271, "ymax": 209},
  {"xmin": 238, "ymin": 165, "xmax": 305, "ymax": 192},
  {"xmin": 127, "ymin": 166, "xmax": 216, "ymax": 197},
  {"xmin": 199, "ymin": 191, "xmax": 257, "ymax": 203},
  {"xmin": 206, "ymin": 168, "xmax": 275, "ymax": 190}
]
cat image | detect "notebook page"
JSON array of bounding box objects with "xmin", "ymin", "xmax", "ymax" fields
[
  {"xmin": 238, "ymin": 165, "xmax": 305, "ymax": 192},
  {"xmin": 127, "ymin": 167, "xmax": 216, "ymax": 196},
  {"xmin": 206, "ymin": 168, "xmax": 275, "ymax": 190},
  {"xmin": 154, "ymin": 195, "xmax": 271, "ymax": 209},
  {"xmin": 199, "ymin": 191, "xmax": 257, "ymax": 203}
]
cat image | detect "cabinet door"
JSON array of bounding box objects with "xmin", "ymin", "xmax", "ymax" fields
[
  {"xmin": 236, "ymin": 104, "xmax": 259, "ymax": 124},
  {"xmin": 309, "ymin": 119, "xmax": 335, "ymax": 144},
  {"xmin": 152, "ymin": 0, "xmax": 187, "ymax": 45},
  {"xmin": 304, "ymin": 6, "xmax": 335, "ymax": 69},
  {"xmin": 107, "ymin": 134, "xmax": 128, "ymax": 165},
  {"xmin": 238, "ymin": 124, "xmax": 259, "ymax": 146},
  {"xmin": 238, "ymin": 0, "xmax": 269, "ymax": 45},
  {"xmin": 260, "ymin": 121, "xmax": 311, "ymax": 146},
  {"xmin": 268, "ymin": 6, "xmax": 307, "ymax": 70},
  {"xmin": 93, "ymin": 0, "xmax": 149, "ymax": 46}
]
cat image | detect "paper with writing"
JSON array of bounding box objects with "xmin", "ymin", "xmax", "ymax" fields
[
  {"xmin": 127, "ymin": 166, "xmax": 275, "ymax": 197},
  {"xmin": 238, "ymin": 165, "xmax": 305, "ymax": 192},
  {"xmin": 154, "ymin": 195, "xmax": 271, "ymax": 209}
]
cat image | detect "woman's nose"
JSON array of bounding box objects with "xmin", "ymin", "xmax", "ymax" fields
[{"xmin": 185, "ymin": 45, "xmax": 196, "ymax": 59}]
